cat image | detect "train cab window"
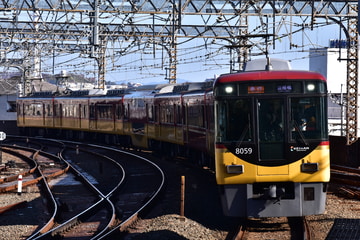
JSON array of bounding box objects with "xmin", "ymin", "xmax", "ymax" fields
[
  {"xmin": 258, "ymin": 99, "xmax": 284, "ymax": 142},
  {"xmin": 290, "ymin": 97, "xmax": 327, "ymax": 140},
  {"xmin": 258, "ymin": 98, "xmax": 285, "ymax": 160},
  {"xmin": 216, "ymin": 99, "xmax": 252, "ymax": 142}
]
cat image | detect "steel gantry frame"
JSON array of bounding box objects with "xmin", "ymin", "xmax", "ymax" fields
[
  {"xmin": 0, "ymin": 0, "xmax": 358, "ymax": 144},
  {"xmin": 346, "ymin": 4, "xmax": 358, "ymax": 145}
]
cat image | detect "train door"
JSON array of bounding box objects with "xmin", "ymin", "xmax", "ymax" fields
[
  {"xmin": 89, "ymin": 103, "xmax": 96, "ymax": 130},
  {"xmin": 53, "ymin": 102, "xmax": 62, "ymax": 127},
  {"xmin": 257, "ymin": 98, "xmax": 285, "ymax": 160},
  {"xmin": 79, "ymin": 104, "xmax": 82, "ymax": 128},
  {"xmin": 17, "ymin": 101, "xmax": 25, "ymax": 126}
]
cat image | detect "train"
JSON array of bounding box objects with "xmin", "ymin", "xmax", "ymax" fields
[{"xmin": 16, "ymin": 59, "xmax": 330, "ymax": 217}]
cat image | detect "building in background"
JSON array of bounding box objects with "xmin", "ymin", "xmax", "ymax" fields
[
  {"xmin": 309, "ymin": 40, "xmax": 358, "ymax": 137},
  {"xmin": 0, "ymin": 76, "xmax": 19, "ymax": 135}
]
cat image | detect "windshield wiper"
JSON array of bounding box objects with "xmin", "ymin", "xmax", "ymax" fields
[
  {"xmin": 235, "ymin": 124, "xmax": 250, "ymax": 148},
  {"xmin": 292, "ymin": 120, "xmax": 308, "ymax": 146}
]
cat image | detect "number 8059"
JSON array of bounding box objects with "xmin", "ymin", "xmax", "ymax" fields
[{"xmin": 235, "ymin": 147, "xmax": 252, "ymax": 155}]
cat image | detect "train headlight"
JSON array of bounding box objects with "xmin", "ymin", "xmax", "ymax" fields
[
  {"xmin": 306, "ymin": 83, "xmax": 315, "ymax": 91},
  {"xmin": 226, "ymin": 165, "xmax": 244, "ymax": 174},
  {"xmin": 301, "ymin": 163, "xmax": 318, "ymax": 172},
  {"xmin": 225, "ymin": 86, "xmax": 234, "ymax": 94}
]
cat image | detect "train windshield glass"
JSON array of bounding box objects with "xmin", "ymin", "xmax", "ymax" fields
[
  {"xmin": 216, "ymin": 99, "xmax": 252, "ymax": 142},
  {"xmin": 290, "ymin": 97, "xmax": 327, "ymax": 140},
  {"xmin": 216, "ymin": 96, "xmax": 327, "ymax": 144}
]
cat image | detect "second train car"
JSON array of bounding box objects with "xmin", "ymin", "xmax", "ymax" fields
[{"xmin": 17, "ymin": 59, "xmax": 330, "ymax": 217}]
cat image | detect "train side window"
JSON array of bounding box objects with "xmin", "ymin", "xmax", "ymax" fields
[
  {"xmin": 207, "ymin": 104, "xmax": 214, "ymax": 130},
  {"xmin": 176, "ymin": 104, "xmax": 181, "ymax": 124},
  {"xmin": 7, "ymin": 101, "xmax": 16, "ymax": 112},
  {"xmin": 202, "ymin": 105, "xmax": 205, "ymax": 128},
  {"xmin": 73, "ymin": 104, "xmax": 78, "ymax": 118},
  {"xmin": 147, "ymin": 103, "xmax": 153, "ymax": 122},
  {"xmin": 46, "ymin": 104, "xmax": 53, "ymax": 117},
  {"xmin": 116, "ymin": 104, "xmax": 122, "ymax": 120},
  {"xmin": 81, "ymin": 105, "xmax": 88, "ymax": 118},
  {"xmin": 54, "ymin": 104, "xmax": 61, "ymax": 117},
  {"xmin": 30, "ymin": 103, "xmax": 42, "ymax": 116},
  {"xmin": 168, "ymin": 105, "xmax": 174, "ymax": 123},
  {"xmin": 124, "ymin": 104, "xmax": 129, "ymax": 120},
  {"xmin": 90, "ymin": 104, "xmax": 95, "ymax": 119},
  {"xmin": 153, "ymin": 105, "xmax": 158, "ymax": 122},
  {"xmin": 97, "ymin": 105, "xmax": 113, "ymax": 119},
  {"xmin": 187, "ymin": 104, "xmax": 204, "ymax": 127}
]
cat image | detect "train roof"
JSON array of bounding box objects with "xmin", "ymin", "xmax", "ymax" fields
[
  {"xmin": 19, "ymin": 81, "xmax": 214, "ymax": 99},
  {"xmin": 215, "ymin": 70, "xmax": 326, "ymax": 85},
  {"xmin": 155, "ymin": 81, "xmax": 213, "ymax": 97},
  {"xmin": 244, "ymin": 58, "xmax": 291, "ymax": 71}
]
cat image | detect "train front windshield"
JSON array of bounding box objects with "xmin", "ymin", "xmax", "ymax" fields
[{"xmin": 215, "ymin": 79, "xmax": 328, "ymax": 163}]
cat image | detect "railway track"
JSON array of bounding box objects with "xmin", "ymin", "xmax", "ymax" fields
[
  {"xmin": 230, "ymin": 216, "xmax": 313, "ymax": 240},
  {"xmin": 330, "ymin": 164, "xmax": 360, "ymax": 200},
  {"xmin": 0, "ymin": 136, "xmax": 165, "ymax": 239},
  {"xmin": 3, "ymin": 136, "xmax": 359, "ymax": 239}
]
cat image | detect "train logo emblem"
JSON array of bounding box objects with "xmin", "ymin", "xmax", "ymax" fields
[{"xmin": 290, "ymin": 146, "xmax": 309, "ymax": 152}]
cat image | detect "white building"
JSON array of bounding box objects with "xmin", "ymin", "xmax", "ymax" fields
[
  {"xmin": 309, "ymin": 43, "xmax": 359, "ymax": 137},
  {"xmin": 309, "ymin": 47, "xmax": 347, "ymax": 94}
]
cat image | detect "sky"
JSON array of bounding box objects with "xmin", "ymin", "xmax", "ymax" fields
[
  {"xmin": 1, "ymin": 10, "xmax": 345, "ymax": 87},
  {"xmin": 102, "ymin": 17, "xmax": 343, "ymax": 85}
]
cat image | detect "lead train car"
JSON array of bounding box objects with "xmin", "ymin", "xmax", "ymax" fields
[{"xmin": 214, "ymin": 70, "xmax": 330, "ymax": 217}]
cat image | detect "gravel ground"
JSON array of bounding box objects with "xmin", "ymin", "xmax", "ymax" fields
[{"xmin": 0, "ymin": 188, "xmax": 47, "ymax": 240}]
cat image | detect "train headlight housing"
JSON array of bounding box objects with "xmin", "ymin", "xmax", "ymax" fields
[
  {"xmin": 301, "ymin": 163, "xmax": 318, "ymax": 172},
  {"xmin": 226, "ymin": 165, "xmax": 244, "ymax": 174}
]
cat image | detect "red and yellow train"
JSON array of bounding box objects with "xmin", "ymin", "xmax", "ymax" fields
[{"xmin": 17, "ymin": 59, "xmax": 330, "ymax": 217}]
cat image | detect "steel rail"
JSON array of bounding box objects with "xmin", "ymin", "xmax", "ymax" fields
[
  {"xmin": 93, "ymin": 144, "xmax": 165, "ymax": 239},
  {"xmin": 31, "ymin": 141, "xmax": 125, "ymax": 239}
]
